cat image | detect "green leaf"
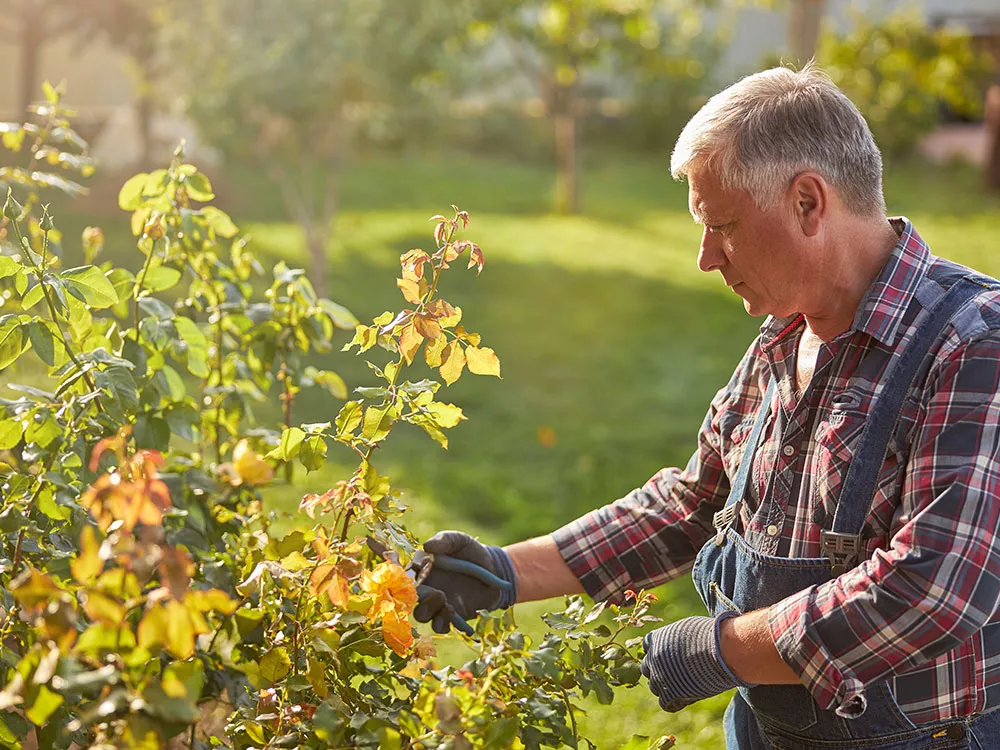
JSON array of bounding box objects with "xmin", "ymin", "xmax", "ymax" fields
[
  {"xmin": 182, "ymin": 172, "xmax": 214, "ymax": 201},
  {"xmin": 0, "ymin": 713, "xmax": 20, "ymax": 746},
  {"xmin": 61, "ymin": 266, "xmax": 117, "ymax": 309},
  {"xmin": 138, "ymin": 297, "xmax": 174, "ymax": 320},
  {"xmin": 201, "ymin": 206, "xmax": 239, "ymax": 238},
  {"xmin": 42, "ymin": 81, "xmax": 58, "ymax": 104},
  {"xmin": 94, "ymin": 367, "xmax": 139, "ymax": 420},
  {"xmin": 361, "ymin": 405, "xmax": 393, "ymax": 442},
  {"xmin": 118, "ymin": 173, "xmax": 149, "ymax": 211},
  {"xmin": 0, "ymin": 256, "xmax": 20, "ymax": 279},
  {"xmin": 173, "ymin": 317, "xmax": 209, "ymax": 378},
  {"xmin": 141, "ymin": 264, "xmax": 182, "ymax": 294},
  {"xmin": 20, "ymin": 281, "xmax": 45, "ymax": 311},
  {"xmin": 267, "ymin": 426, "xmax": 305, "ymax": 461},
  {"xmin": 108, "ymin": 267, "xmax": 136, "ymax": 304},
  {"xmin": 0, "ymin": 420, "xmax": 22, "ymax": 450},
  {"xmin": 0, "ymin": 318, "xmax": 27, "ymax": 370},
  {"xmin": 334, "ymin": 400, "xmax": 363, "ymax": 437},
  {"xmin": 313, "ymin": 370, "xmax": 347, "ymax": 399},
  {"xmin": 259, "ymin": 648, "xmax": 291, "ymax": 684},
  {"xmin": 484, "ymin": 717, "xmax": 519, "ymax": 746},
  {"xmin": 134, "ymin": 415, "xmax": 170, "ymax": 451},
  {"xmin": 24, "ymin": 685, "xmax": 62, "ymax": 726},
  {"xmin": 27, "ymin": 321, "xmax": 55, "ymax": 367},
  {"xmin": 299, "ymin": 435, "xmax": 327, "ymax": 472}
]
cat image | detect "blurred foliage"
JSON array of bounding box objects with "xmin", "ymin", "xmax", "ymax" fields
[
  {"xmin": 156, "ymin": 0, "xmax": 477, "ymax": 295},
  {"xmin": 817, "ymin": 9, "xmax": 996, "ymax": 159}
]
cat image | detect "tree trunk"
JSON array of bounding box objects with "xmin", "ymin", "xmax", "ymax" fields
[
  {"xmin": 787, "ymin": 0, "xmax": 826, "ymax": 63},
  {"xmin": 986, "ymin": 84, "xmax": 1000, "ymax": 192},
  {"xmin": 19, "ymin": 6, "xmax": 44, "ymax": 115},
  {"xmin": 552, "ymin": 78, "xmax": 579, "ymax": 215}
]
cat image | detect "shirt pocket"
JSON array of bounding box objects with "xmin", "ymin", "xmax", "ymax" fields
[
  {"xmin": 812, "ymin": 393, "xmax": 903, "ymax": 542},
  {"xmin": 812, "ymin": 403, "xmax": 869, "ymax": 522}
]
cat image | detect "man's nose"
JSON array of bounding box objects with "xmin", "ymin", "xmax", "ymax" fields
[{"xmin": 697, "ymin": 228, "xmax": 725, "ymax": 273}]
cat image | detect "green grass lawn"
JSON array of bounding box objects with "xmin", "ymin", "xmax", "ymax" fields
[{"xmin": 39, "ymin": 151, "xmax": 1000, "ymax": 748}]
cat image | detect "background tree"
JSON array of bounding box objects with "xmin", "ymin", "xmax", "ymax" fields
[
  {"xmin": 471, "ymin": 0, "xmax": 727, "ymax": 215},
  {"xmin": 0, "ymin": 0, "xmax": 79, "ymax": 115},
  {"xmin": 86, "ymin": 0, "xmax": 164, "ymax": 166},
  {"xmin": 786, "ymin": 0, "xmax": 825, "ymax": 62},
  {"xmin": 159, "ymin": 0, "xmax": 473, "ymax": 298}
]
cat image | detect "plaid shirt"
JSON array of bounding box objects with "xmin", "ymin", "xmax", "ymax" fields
[{"xmin": 553, "ymin": 220, "xmax": 1000, "ymax": 725}]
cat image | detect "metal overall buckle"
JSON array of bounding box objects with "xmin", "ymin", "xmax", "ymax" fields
[
  {"xmin": 713, "ymin": 505, "xmax": 739, "ymax": 546},
  {"xmin": 820, "ymin": 531, "xmax": 862, "ymax": 576}
]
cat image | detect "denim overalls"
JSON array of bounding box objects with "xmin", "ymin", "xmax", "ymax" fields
[{"xmin": 690, "ymin": 274, "xmax": 1000, "ymax": 749}]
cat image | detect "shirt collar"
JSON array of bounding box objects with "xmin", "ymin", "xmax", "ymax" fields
[{"xmin": 759, "ymin": 218, "xmax": 930, "ymax": 350}]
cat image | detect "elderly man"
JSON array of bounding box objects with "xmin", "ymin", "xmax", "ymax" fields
[{"xmin": 414, "ymin": 65, "xmax": 1000, "ymax": 748}]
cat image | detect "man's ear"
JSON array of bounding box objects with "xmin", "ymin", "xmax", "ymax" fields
[{"xmin": 788, "ymin": 172, "xmax": 827, "ymax": 237}]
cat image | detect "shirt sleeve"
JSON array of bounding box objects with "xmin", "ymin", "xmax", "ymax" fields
[
  {"xmin": 551, "ymin": 354, "xmax": 754, "ymax": 604},
  {"xmin": 769, "ymin": 331, "xmax": 1000, "ymax": 715}
]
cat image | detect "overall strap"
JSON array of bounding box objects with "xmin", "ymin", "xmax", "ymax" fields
[
  {"xmin": 712, "ymin": 378, "xmax": 777, "ymax": 545},
  {"xmin": 821, "ymin": 275, "xmax": 994, "ymax": 574}
]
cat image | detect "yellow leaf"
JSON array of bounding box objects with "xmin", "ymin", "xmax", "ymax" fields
[
  {"xmin": 137, "ymin": 603, "xmax": 170, "ymax": 651},
  {"xmin": 83, "ymin": 591, "xmax": 126, "ymax": 625},
  {"xmin": 398, "ymin": 323, "xmax": 423, "ymax": 365},
  {"xmin": 184, "ymin": 588, "xmax": 238, "ymax": 615},
  {"xmin": 439, "ymin": 342, "xmax": 466, "ymax": 385},
  {"xmin": 425, "ymin": 402, "xmax": 465, "ymax": 429},
  {"xmin": 71, "ymin": 526, "xmax": 103, "ymax": 584},
  {"xmin": 425, "ymin": 335, "xmax": 447, "ymax": 367},
  {"xmin": 164, "ymin": 600, "xmax": 195, "ymax": 659},
  {"xmin": 308, "ymin": 657, "xmax": 329, "ymax": 699},
  {"xmin": 397, "ymin": 277, "xmax": 423, "ymax": 304},
  {"xmin": 465, "ymin": 346, "xmax": 501, "ymax": 378}
]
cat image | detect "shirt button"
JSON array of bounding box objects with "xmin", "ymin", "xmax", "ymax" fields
[
  {"xmin": 766, "ymin": 524, "xmax": 779, "ymax": 536},
  {"xmin": 782, "ymin": 445, "xmax": 796, "ymax": 457}
]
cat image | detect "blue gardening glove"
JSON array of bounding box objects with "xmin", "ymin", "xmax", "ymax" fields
[
  {"xmin": 412, "ymin": 531, "xmax": 518, "ymax": 634},
  {"xmin": 640, "ymin": 612, "xmax": 755, "ymax": 712}
]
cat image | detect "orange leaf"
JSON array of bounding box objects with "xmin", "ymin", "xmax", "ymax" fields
[
  {"xmin": 413, "ymin": 313, "xmax": 442, "ymax": 340},
  {"xmin": 311, "ymin": 564, "xmax": 350, "ymax": 608}
]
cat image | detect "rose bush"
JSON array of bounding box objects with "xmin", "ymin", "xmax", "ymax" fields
[{"xmin": 0, "ymin": 87, "xmax": 672, "ymax": 749}]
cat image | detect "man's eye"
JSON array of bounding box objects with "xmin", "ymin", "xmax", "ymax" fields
[{"xmin": 707, "ymin": 224, "xmax": 725, "ymax": 233}]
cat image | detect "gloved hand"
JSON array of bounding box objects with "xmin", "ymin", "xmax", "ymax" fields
[
  {"xmin": 640, "ymin": 612, "xmax": 755, "ymax": 712},
  {"xmin": 412, "ymin": 530, "xmax": 517, "ymax": 634}
]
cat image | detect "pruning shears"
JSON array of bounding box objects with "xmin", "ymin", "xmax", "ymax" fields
[{"xmin": 366, "ymin": 537, "xmax": 513, "ymax": 637}]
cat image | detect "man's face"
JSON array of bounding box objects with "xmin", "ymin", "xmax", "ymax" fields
[{"xmin": 687, "ymin": 164, "xmax": 806, "ymax": 318}]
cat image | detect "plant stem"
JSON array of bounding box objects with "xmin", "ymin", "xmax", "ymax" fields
[
  {"xmin": 11, "ymin": 221, "xmax": 100, "ymax": 399},
  {"xmin": 132, "ymin": 241, "xmax": 155, "ymax": 343},
  {"xmin": 560, "ymin": 685, "xmax": 579, "ymax": 746}
]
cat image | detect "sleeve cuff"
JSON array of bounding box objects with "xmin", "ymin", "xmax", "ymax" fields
[
  {"xmin": 551, "ymin": 515, "xmax": 632, "ymax": 604},
  {"xmin": 768, "ymin": 587, "xmax": 868, "ymax": 719}
]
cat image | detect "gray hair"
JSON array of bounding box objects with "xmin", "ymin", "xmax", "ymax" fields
[{"xmin": 671, "ymin": 64, "xmax": 885, "ymax": 217}]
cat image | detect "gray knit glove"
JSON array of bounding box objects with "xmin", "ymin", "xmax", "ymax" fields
[{"xmin": 640, "ymin": 612, "xmax": 755, "ymax": 712}]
